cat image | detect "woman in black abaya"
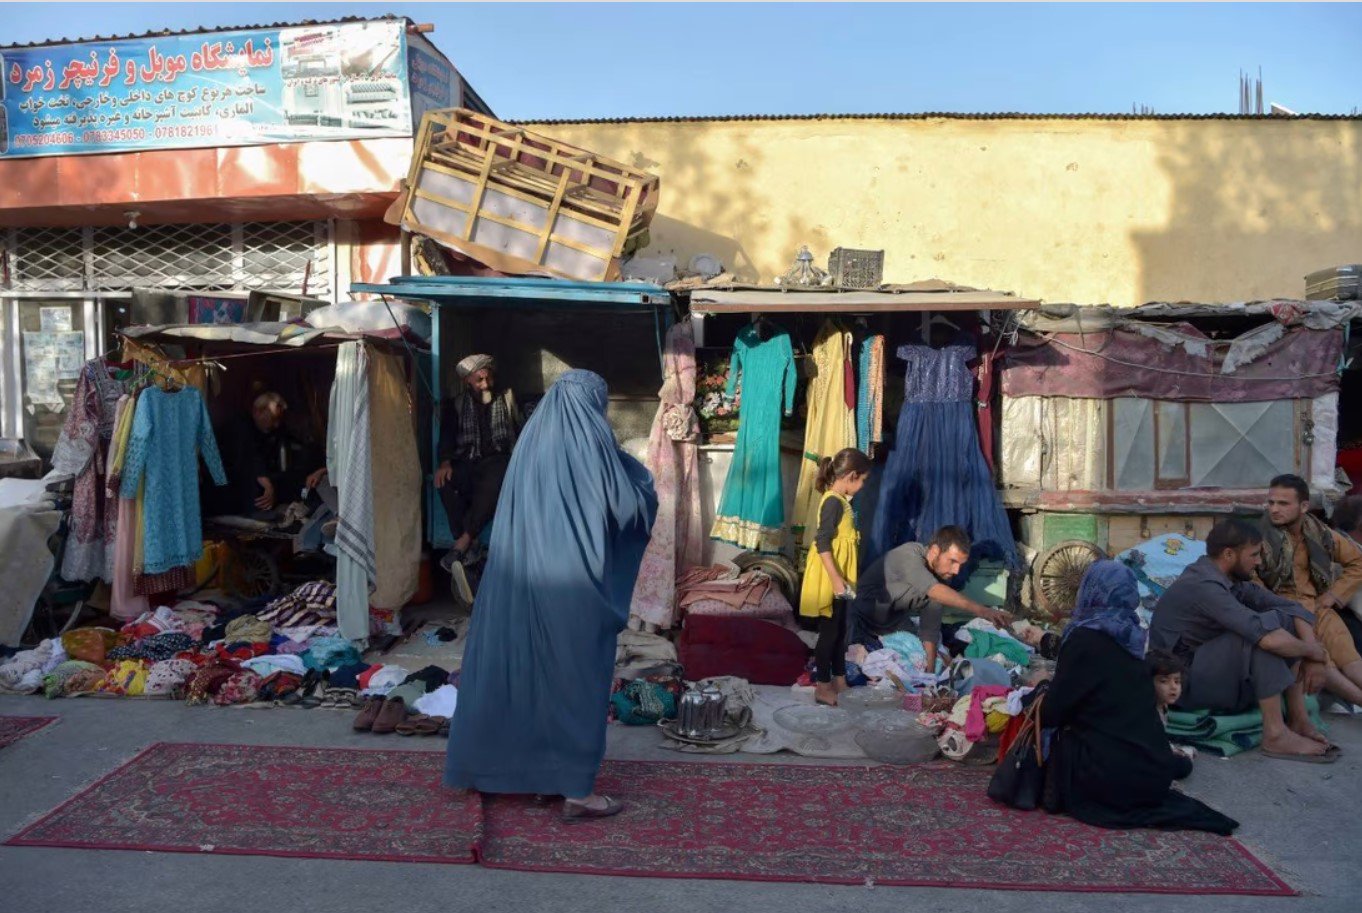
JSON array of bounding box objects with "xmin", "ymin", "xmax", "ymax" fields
[{"xmin": 1040, "ymin": 560, "xmax": 1238, "ymax": 835}]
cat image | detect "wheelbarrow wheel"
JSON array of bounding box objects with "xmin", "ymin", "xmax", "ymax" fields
[
  {"xmin": 1033, "ymin": 539, "xmax": 1106, "ymax": 624},
  {"xmin": 229, "ymin": 547, "xmax": 282, "ymax": 600}
]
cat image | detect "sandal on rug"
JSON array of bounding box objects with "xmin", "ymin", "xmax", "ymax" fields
[{"xmin": 561, "ymin": 797, "xmax": 624, "ymax": 822}]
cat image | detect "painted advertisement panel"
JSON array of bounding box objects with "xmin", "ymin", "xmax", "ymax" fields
[{"xmin": 0, "ymin": 20, "xmax": 412, "ymax": 158}]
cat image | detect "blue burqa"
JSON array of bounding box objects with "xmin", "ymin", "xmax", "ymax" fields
[{"xmin": 444, "ymin": 370, "xmax": 657, "ymax": 797}]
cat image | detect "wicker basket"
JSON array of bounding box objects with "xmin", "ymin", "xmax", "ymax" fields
[{"xmin": 828, "ymin": 247, "xmax": 884, "ymax": 289}]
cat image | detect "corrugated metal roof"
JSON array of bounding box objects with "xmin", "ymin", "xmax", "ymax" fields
[
  {"xmin": 515, "ymin": 111, "xmax": 1362, "ymax": 125},
  {"xmin": 0, "ymin": 14, "xmax": 415, "ymax": 51}
]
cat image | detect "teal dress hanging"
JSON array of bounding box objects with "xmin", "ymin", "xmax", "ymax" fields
[{"xmin": 711, "ymin": 324, "xmax": 797, "ymax": 552}]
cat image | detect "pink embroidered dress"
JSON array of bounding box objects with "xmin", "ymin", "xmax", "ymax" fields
[
  {"xmin": 629, "ymin": 323, "xmax": 705, "ymax": 629},
  {"xmin": 50, "ymin": 359, "xmax": 146, "ymax": 583}
]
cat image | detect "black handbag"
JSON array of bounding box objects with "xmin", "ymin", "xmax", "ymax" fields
[{"xmin": 987, "ymin": 694, "xmax": 1047, "ymax": 811}]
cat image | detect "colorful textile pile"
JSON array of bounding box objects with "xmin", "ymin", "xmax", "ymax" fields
[{"xmin": 0, "ymin": 580, "xmax": 371, "ymax": 707}]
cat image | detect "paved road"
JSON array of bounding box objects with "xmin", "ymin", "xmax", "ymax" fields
[{"xmin": 1, "ymin": 693, "xmax": 1358, "ymax": 913}]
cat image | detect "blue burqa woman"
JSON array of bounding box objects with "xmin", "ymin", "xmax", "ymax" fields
[{"xmin": 444, "ymin": 370, "xmax": 657, "ymax": 820}]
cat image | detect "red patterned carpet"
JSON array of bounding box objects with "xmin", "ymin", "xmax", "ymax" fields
[
  {"xmin": 5, "ymin": 743, "xmax": 1291, "ymax": 895},
  {"xmin": 481, "ymin": 759, "xmax": 1292, "ymax": 895},
  {"xmin": 6, "ymin": 743, "xmax": 481, "ymax": 864},
  {"xmin": 0, "ymin": 716, "xmax": 57, "ymax": 750}
]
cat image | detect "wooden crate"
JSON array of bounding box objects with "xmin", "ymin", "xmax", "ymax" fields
[{"xmin": 398, "ymin": 109, "xmax": 661, "ymax": 282}]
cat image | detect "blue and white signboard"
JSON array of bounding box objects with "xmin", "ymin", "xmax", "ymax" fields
[{"xmin": 0, "ymin": 20, "xmax": 418, "ymax": 158}]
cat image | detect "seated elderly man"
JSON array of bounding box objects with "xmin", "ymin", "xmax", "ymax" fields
[
  {"xmin": 435, "ymin": 354, "xmax": 524, "ymax": 581},
  {"xmin": 1150, "ymin": 518, "xmax": 1337, "ymax": 763},
  {"xmin": 215, "ymin": 392, "xmax": 327, "ymax": 519},
  {"xmin": 1256, "ymin": 474, "xmax": 1362, "ymax": 708},
  {"xmin": 851, "ymin": 525, "xmax": 1013, "ymax": 673}
]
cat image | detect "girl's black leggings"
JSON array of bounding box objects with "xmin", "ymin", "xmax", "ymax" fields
[{"xmin": 814, "ymin": 597, "xmax": 849, "ymax": 683}]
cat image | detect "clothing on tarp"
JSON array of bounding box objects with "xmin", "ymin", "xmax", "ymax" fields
[
  {"xmin": 711, "ymin": 323, "xmax": 796, "ymax": 552},
  {"xmin": 962, "ymin": 630, "xmax": 1030, "ymax": 668},
  {"xmin": 445, "ymin": 371, "xmax": 656, "ymax": 798}
]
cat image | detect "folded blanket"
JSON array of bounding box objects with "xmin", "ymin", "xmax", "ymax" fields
[{"xmin": 1166, "ymin": 696, "xmax": 1324, "ymax": 757}]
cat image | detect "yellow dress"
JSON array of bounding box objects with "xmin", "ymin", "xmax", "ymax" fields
[
  {"xmin": 799, "ymin": 491, "xmax": 859, "ymax": 618},
  {"xmin": 792, "ymin": 321, "xmax": 857, "ymax": 551}
]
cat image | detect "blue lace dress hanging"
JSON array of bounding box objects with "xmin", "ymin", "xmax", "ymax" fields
[{"xmin": 867, "ymin": 337, "xmax": 1017, "ymax": 570}]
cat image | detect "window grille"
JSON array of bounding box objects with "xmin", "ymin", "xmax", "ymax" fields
[{"xmin": 3, "ymin": 220, "xmax": 332, "ymax": 296}]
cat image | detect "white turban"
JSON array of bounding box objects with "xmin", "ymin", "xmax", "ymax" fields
[{"xmin": 456, "ymin": 354, "xmax": 495, "ymax": 380}]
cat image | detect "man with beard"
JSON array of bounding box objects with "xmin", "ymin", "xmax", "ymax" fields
[
  {"xmin": 215, "ymin": 392, "xmax": 327, "ymax": 518},
  {"xmin": 850, "ymin": 525, "xmax": 1013, "ymax": 674},
  {"xmin": 435, "ymin": 354, "xmax": 523, "ymax": 598},
  {"xmin": 1150, "ymin": 519, "xmax": 1337, "ymax": 762},
  {"xmin": 1256, "ymin": 474, "xmax": 1362, "ymax": 708}
]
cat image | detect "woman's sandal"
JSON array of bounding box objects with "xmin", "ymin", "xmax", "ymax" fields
[{"xmin": 561, "ymin": 796, "xmax": 624, "ymax": 822}]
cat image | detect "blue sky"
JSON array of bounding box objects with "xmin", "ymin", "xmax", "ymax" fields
[{"xmin": 4, "ymin": 3, "xmax": 1360, "ymax": 118}]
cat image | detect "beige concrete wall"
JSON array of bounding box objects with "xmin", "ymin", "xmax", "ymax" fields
[{"xmin": 524, "ymin": 117, "xmax": 1362, "ymax": 307}]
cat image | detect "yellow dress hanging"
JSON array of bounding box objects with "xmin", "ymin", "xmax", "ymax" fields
[{"xmin": 792, "ymin": 321, "xmax": 857, "ymax": 551}]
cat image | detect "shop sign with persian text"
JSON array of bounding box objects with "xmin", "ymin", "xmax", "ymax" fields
[{"xmin": 0, "ymin": 20, "xmax": 421, "ymax": 158}]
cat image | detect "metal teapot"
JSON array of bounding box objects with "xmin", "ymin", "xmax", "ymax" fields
[{"xmin": 677, "ymin": 687, "xmax": 710, "ymax": 739}]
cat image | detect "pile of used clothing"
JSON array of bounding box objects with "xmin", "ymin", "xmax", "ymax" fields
[{"xmin": 0, "ymin": 579, "xmax": 465, "ymax": 738}]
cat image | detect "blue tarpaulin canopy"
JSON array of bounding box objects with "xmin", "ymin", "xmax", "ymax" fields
[{"xmin": 349, "ymin": 275, "xmax": 671, "ymax": 311}]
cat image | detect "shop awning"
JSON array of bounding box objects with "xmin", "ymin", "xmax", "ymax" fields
[
  {"xmin": 689, "ymin": 285, "xmax": 1039, "ymax": 314},
  {"xmin": 120, "ymin": 322, "xmax": 333, "ymax": 347},
  {"xmin": 350, "ymin": 276, "xmax": 672, "ymax": 311}
]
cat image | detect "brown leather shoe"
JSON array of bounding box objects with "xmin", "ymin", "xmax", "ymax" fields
[
  {"xmin": 370, "ymin": 696, "xmax": 408, "ymax": 734},
  {"xmin": 352, "ymin": 696, "xmax": 383, "ymax": 732}
]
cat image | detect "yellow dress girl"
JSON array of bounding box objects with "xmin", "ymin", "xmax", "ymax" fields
[{"xmin": 798, "ymin": 448, "xmax": 871, "ymax": 706}]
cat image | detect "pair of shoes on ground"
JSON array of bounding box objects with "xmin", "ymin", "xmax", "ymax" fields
[
  {"xmin": 353, "ymin": 696, "xmax": 450, "ymax": 737},
  {"xmin": 353, "ymin": 696, "xmax": 406, "ymax": 734},
  {"xmin": 279, "ymin": 670, "xmax": 325, "ymax": 708}
]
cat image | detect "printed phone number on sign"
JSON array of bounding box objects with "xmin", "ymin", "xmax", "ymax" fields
[{"xmin": 12, "ymin": 124, "xmax": 227, "ymax": 147}]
